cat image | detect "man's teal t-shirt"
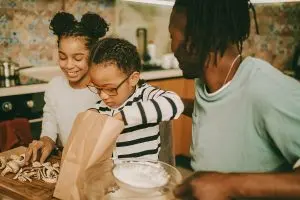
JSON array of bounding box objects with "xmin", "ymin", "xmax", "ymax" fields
[{"xmin": 191, "ymin": 56, "xmax": 300, "ymax": 173}]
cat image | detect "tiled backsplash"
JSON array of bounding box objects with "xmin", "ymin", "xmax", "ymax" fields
[
  {"xmin": 244, "ymin": 2, "xmax": 300, "ymax": 70},
  {"xmin": 0, "ymin": 0, "xmax": 299, "ymax": 70},
  {"xmin": 0, "ymin": 0, "xmax": 115, "ymax": 66}
]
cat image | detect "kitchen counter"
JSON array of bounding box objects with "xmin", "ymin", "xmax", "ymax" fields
[
  {"xmin": 0, "ymin": 147, "xmax": 59, "ymax": 200},
  {"xmin": 0, "ymin": 66, "xmax": 182, "ymax": 97}
]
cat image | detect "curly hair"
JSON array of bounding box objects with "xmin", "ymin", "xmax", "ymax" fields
[
  {"xmin": 49, "ymin": 11, "xmax": 109, "ymax": 50},
  {"xmin": 173, "ymin": 0, "xmax": 259, "ymax": 67},
  {"xmin": 89, "ymin": 38, "xmax": 141, "ymax": 75}
]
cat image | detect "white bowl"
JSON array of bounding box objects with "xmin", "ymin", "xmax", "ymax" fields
[{"xmin": 107, "ymin": 158, "xmax": 182, "ymax": 199}]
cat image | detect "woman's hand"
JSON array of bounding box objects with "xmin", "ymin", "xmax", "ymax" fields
[
  {"xmin": 173, "ymin": 171, "xmax": 235, "ymax": 200},
  {"xmin": 25, "ymin": 136, "xmax": 55, "ymax": 165},
  {"xmin": 113, "ymin": 112, "xmax": 123, "ymax": 122}
]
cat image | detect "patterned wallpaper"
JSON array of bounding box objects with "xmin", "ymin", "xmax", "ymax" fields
[
  {"xmin": 0, "ymin": 1, "xmax": 299, "ymax": 71},
  {"xmin": 0, "ymin": 0, "xmax": 115, "ymax": 66},
  {"xmin": 244, "ymin": 2, "xmax": 300, "ymax": 70}
]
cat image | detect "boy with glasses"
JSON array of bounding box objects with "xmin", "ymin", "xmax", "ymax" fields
[{"xmin": 87, "ymin": 38, "xmax": 184, "ymax": 160}]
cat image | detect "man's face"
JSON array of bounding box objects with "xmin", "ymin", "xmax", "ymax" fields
[{"xmin": 169, "ymin": 8, "xmax": 202, "ymax": 79}]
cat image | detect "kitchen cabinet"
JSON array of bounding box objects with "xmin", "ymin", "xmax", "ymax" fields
[{"xmin": 148, "ymin": 78, "xmax": 194, "ymax": 156}]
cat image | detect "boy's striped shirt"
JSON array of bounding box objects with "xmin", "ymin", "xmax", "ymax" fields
[{"xmin": 94, "ymin": 82, "xmax": 184, "ymax": 160}]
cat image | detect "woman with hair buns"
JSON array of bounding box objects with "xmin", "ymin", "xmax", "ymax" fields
[{"xmin": 25, "ymin": 12, "xmax": 109, "ymax": 164}]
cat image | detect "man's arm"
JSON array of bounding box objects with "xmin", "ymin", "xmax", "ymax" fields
[
  {"xmin": 182, "ymin": 98, "xmax": 194, "ymax": 117},
  {"xmin": 174, "ymin": 169, "xmax": 300, "ymax": 200},
  {"xmin": 231, "ymin": 169, "xmax": 300, "ymax": 199}
]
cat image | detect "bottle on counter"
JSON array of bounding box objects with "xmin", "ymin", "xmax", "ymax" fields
[{"xmin": 147, "ymin": 40, "xmax": 156, "ymax": 64}]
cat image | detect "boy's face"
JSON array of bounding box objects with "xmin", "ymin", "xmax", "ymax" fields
[{"xmin": 89, "ymin": 62, "xmax": 140, "ymax": 108}]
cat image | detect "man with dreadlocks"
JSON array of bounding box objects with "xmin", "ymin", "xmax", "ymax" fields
[{"xmin": 169, "ymin": 0, "xmax": 300, "ymax": 199}]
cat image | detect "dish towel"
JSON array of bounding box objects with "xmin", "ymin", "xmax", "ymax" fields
[{"xmin": 0, "ymin": 118, "xmax": 33, "ymax": 152}]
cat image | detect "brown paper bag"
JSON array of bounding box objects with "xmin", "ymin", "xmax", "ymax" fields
[{"xmin": 53, "ymin": 110, "xmax": 124, "ymax": 200}]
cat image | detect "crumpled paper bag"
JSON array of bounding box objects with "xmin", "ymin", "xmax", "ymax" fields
[{"xmin": 53, "ymin": 110, "xmax": 124, "ymax": 200}]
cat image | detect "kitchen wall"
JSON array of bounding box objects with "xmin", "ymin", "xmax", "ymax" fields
[
  {"xmin": 115, "ymin": 1, "xmax": 172, "ymax": 59},
  {"xmin": 244, "ymin": 2, "xmax": 300, "ymax": 70},
  {"xmin": 117, "ymin": 1, "xmax": 300, "ymax": 71},
  {"xmin": 0, "ymin": 0, "xmax": 115, "ymax": 66},
  {"xmin": 0, "ymin": 0, "xmax": 299, "ymax": 70}
]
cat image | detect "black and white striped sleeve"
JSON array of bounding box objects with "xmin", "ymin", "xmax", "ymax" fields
[
  {"xmin": 92, "ymin": 100, "xmax": 101, "ymax": 109},
  {"xmin": 120, "ymin": 85, "xmax": 184, "ymax": 126}
]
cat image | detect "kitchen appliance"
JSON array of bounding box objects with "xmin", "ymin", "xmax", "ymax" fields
[
  {"xmin": 0, "ymin": 73, "xmax": 47, "ymax": 139},
  {"xmin": 0, "ymin": 92, "xmax": 45, "ymax": 140},
  {"xmin": 136, "ymin": 28, "xmax": 164, "ymax": 71},
  {"xmin": 0, "ymin": 58, "xmax": 32, "ymax": 78},
  {"xmin": 0, "ymin": 74, "xmax": 46, "ymax": 88},
  {"xmin": 136, "ymin": 28, "xmax": 151, "ymax": 63}
]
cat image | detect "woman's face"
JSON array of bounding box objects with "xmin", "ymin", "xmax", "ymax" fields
[{"xmin": 58, "ymin": 37, "xmax": 89, "ymax": 83}]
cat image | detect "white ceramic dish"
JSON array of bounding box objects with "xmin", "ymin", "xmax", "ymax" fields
[
  {"xmin": 110, "ymin": 158, "xmax": 182, "ymax": 197},
  {"xmin": 113, "ymin": 160, "xmax": 169, "ymax": 193}
]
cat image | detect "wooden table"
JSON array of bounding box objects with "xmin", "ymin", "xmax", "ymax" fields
[{"xmin": 0, "ymin": 147, "xmax": 60, "ymax": 200}]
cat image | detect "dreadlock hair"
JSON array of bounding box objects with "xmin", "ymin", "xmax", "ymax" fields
[
  {"xmin": 49, "ymin": 12, "xmax": 109, "ymax": 50},
  {"xmin": 89, "ymin": 38, "xmax": 141, "ymax": 75},
  {"xmin": 173, "ymin": 0, "xmax": 259, "ymax": 67}
]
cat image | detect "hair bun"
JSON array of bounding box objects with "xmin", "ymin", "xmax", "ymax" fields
[
  {"xmin": 50, "ymin": 12, "xmax": 76, "ymax": 36},
  {"xmin": 80, "ymin": 12, "xmax": 109, "ymax": 38}
]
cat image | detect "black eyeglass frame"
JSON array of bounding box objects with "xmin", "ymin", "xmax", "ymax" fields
[{"xmin": 87, "ymin": 73, "xmax": 132, "ymax": 96}]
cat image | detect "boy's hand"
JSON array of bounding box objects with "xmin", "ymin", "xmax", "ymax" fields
[{"xmin": 113, "ymin": 112, "xmax": 123, "ymax": 122}]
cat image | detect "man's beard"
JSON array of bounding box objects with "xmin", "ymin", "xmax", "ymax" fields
[
  {"xmin": 175, "ymin": 43, "xmax": 203, "ymax": 80},
  {"xmin": 179, "ymin": 62, "xmax": 203, "ymax": 79}
]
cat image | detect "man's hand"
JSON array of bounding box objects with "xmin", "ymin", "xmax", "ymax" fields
[
  {"xmin": 25, "ymin": 136, "xmax": 55, "ymax": 165},
  {"xmin": 173, "ymin": 172, "xmax": 234, "ymax": 200}
]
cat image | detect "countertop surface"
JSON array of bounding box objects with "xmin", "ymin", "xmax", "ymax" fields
[{"xmin": 0, "ymin": 66, "xmax": 182, "ymax": 97}]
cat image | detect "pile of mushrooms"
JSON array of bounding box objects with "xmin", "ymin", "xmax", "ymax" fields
[{"xmin": 0, "ymin": 154, "xmax": 59, "ymax": 183}]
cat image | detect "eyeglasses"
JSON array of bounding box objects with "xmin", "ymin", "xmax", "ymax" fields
[{"xmin": 87, "ymin": 74, "xmax": 131, "ymax": 96}]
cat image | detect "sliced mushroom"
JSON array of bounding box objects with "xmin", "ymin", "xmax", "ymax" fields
[
  {"xmin": 52, "ymin": 162, "xmax": 60, "ymax": 168},
  {"xmin": 17, "ymin": 176, "xmax": 27, "ymax": 182},
  {"xmin": 42, "ymin": 177, "xmax": 57, "ymax": 184},
  {"xmin": 0, "ymin": 156, "xmax": 6, "ymax": 170},
  {"xmin": 22, "ymin": 172, "xmax": 35, "ymax": 182},
  {"xmin": 6, "ymin": 161, "xmax": 20, "ymax": 173},
  {"xmin": 32, "ymin": 161, "xmax": 42, "ymax": 168},
  {"xmin": 42, "ymin": 162, "xmax": 51, "ymax": 167},
  {"xmin": 13, "ymin": 168, "xmax": 23, "ymax": 180},
  {"xmin": 1, "ymin": 155, "xmax": 60, "ymax": 183},
  {"xmin": 52, "ymin": 163, "xmax": 60, "ymax": 173},
  {"xmin": 14, "ymin": 158, "xmax": 25, "ymax": 167},
  {"xmin": 1, "ymin": 165, "xmax": 12, "ymax": 176},
  {"xmin": 10, "ymin": 155, "xmax": 20, "ymax": 160},
  {"xmin": 35, "ymin": 168, "xmax": 42, "ymax": 180}
]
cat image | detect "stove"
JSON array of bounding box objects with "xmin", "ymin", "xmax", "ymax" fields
[
  {"xmin": 0, "ymin": 75, "xmax": 47, "ymax": 140},
  {"xmin": 0, "ymin": 75, "xmax": 47, "ymax": 88}
]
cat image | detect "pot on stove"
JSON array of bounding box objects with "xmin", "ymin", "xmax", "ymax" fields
[{"xmin": 0, "ymin": 57, "xmax": 32, "ymax": 78}]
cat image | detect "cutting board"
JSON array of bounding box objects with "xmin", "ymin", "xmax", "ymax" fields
[{"xmin": 0, "ymin": 147, "xmax": 60, "ymax": 200}]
